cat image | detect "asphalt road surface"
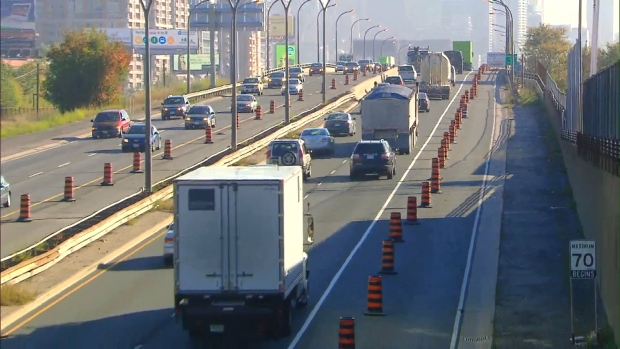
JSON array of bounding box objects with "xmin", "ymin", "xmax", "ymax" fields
[
  {"xmin": 0, "ymin": 71, "xmax": 374, "ymax": 258},
  {"xmin": 0, "ymin": 71, "xmax": 505, "ymax": 349}
]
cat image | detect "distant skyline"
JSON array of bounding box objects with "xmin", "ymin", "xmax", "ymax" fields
[{"xmin": 543, "ymin": 0, "xmax": 619, "ymax": 41}]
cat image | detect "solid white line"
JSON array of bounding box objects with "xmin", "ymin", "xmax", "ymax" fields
[
  {"xmin": 330, "ymin": 170, "xmax": 336, "ymax": 175},
  {"xmin": 29, "ymin": 172, "xmax": 43, "ymax": 178},
  {"xmin": 449, "ymin": 77, "xmax": 498, "ymax": 348},
  {"xmin": 57, "ymin": 162, "xmax": 70, "ymax": 168},
  {"xmin": 303, "ymin": 194, "xmax": 309, "ymax": 200},
  {"xmin": 341, "ymin": 160, "xmax": 347, "ymax": 164},
  {"xmin": 287, "ymin": 72, "xmax": 473, "ymax": 349},
  {"xmin": 88, "ymin": 153, "xmax": 97, "ymax": 157},
  {"xmin": 317, "ymin": 182, "xmax": 322, "ymax": 186}
]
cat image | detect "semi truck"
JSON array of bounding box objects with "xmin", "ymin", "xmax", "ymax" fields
[
  {"xmin": 173, "ymin": 165, "xmax": 314, "ymax": 347},
  {"xmin": 406, "ymin": 46, "xmax": 430, "ymax": 72},
  {"xmin": 378, "ymin": 56, "xmax": 396, "ymax": 70},
  {"xmin": 419, "ymin": 52, "xmax": 452, "ymax": 100},
  {"xmin": 452, "ymin": 41, "xmax": 473, "ymax": 71},
  {"xmin": 360, "ymin": 84, "xmax": 419, "ymax": 154},
  {"xmin": 443, "ymin": 50, "xmax": 464, "ymax": 74},
  {"xmin": 339, "ymin": 54, "xmax": 354, "ymax": 62}
]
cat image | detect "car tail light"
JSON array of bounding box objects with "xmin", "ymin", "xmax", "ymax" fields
[
  {"xmin": 165, "ymin": 237, "xmax": 174, "ymax": 244},
  {"xmin": 381, "ymin": 153, "xmax": 390, "ymax": 160},
  {"xmin": 351, "ymin": 154, "xmax": 360, "ymax": 161},
  {"xmin": 298, "ymin": 148, "xmax": 304, "ymax": 159}
]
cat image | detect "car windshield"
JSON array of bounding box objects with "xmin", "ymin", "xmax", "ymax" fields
[
  {"xmin": 271, "ymin": 142, "xmax": 299, "ymax": 157},
  {"xmin": 301, "ymin": 128, "xmax": 328, "ymax": 136},
  {"xmin": 271, "ymin": 72, "xmax": 284, "ymax": 78},
  {"xmin": 326, "ymin": 113, "xmax": 348, "ymax": 121},
  {"xmin": 127, "ymin": 125, "xmax": 146, "ymax": 135},
  {"xmin": 345, "ymin": 62, "xmax": 357, "ymax": 67},
  {"xmin": 354, "ymin": 143, "xmax": 384, "ymax": 154},
  {"xmin": 243, "ymin": 78, "xmax": 259, "ymax": 83},
  {"xmin": 311, "ymin": 64, "xmax": 322, "ymax": 68},
  {"xmin": 385, "ymin": 77, "xmax": 402, "ymax": 84},
  {"xmin": 290, "ymin": 67, "xmax": 301, "ymax": 73},
  {"xmin": 188, "ymin": 106, "xmax": 209, "ymax": 114},
  {"xmin": 378, "ymin": 83, "xmax": 390, "ymax": 87},
  {"xmin": 337, "ymin": 61, "xmax": 345, "ymax": 65},
  {"xmin": 398, "ymin": 66, "xmax": 414, "ymax": 72},
  {"xmin": 237, "ymin": 95, "xmax": 253, "ymax": 101},
  {"xmin": 94, "ymin": 111, "xmax": 118, "ymax": 122},
  {"xmin": 418, "ymin": 93, "xmax": 428, "ymax": 99},
  {"xmin": 359, "ymin": 60, "xmax": 370, "ymax": 64},
  {"xmin": 289, "ymin": 79, "xmax": 300, "ymax": 85},
  {"xmin": 164, "ymin": 97, "xmax": 184, "ymax": 104}
]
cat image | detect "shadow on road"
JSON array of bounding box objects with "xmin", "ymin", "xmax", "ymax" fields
[{"xmin": 98, "ymin": 255, "xmax": 168, "ymax": 272}]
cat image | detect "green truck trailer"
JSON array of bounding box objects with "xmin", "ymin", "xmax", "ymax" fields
[
  {"xmin": 378, "ymin": 56, "xmax": 395, "ymax": 68},
  {"xmin": 452, "ymin": 41, "xmax": 473, "ymax": 71}
]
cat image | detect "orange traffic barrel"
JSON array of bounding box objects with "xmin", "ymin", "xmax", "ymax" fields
[
  {"xmin": 379, "ymin": 239, "xmax": 398, "ymax": 275},
  {"xmin": 205, "ymin": 124, "xmax": 214, "ymax": 144},
  {"xmin": 63, "ymin": 176, "xmax": 76, "ymax": 202},
  {"xmin": 364, "ymin": 275, "xmax": 387, "ymax": 316},
  {"xmin": 131, "ymin": 151, "xmax": 143, "ymax": 173},
  {"xmin": 405, "ymin": 196, "xmax": 420, "ymax": 225},
  {"xmin": 388, "ymin": 212, "xmax": 404, "ymax": 243},
  {"xmin": 17, "ymin": 194, "xmax": 32, "ymax": 222},
  {"xmin": 162, "ymin": 139, "xmax": 173, "ymax": 159},
  {"xmin": 101, "ymin": 163, "xmax": 114, "ymax": 186},
  {"xmin": 338, "ymin": 316, "xmax": 355, "ymax": 349},
  {"xmin": 420, "ymin": 181, "xmax": 431, "ymax": 207}
]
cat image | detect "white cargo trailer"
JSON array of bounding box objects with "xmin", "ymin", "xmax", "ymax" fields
[
  {"xmin": 419, "ymin": 52, "xmax": 452, "ymax": 99},
  {"xmin": 173, "ymin": 165, "xmax": 314, "ymax": 345},
  {"xmin": 360, "ymin": 84, "xmax": 418, "ymax": 154}
]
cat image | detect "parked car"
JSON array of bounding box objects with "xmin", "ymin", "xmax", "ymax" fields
[
  {"xmin": 299, "ymin": 128, "xmax": 335, "ymax": 155},
  {"xmin": 121, "ymin": 123, "xmax": 161, "ymax": 153},
  {"xmin": 241, "ymin": 77, "xmax": 264, "ymax": 95},
  {"xmin": 344, "ymin": 62, "xmax": 360, "ymax": 74},
  {"xmin": 184, "ymin": 105, "xmax": 216, "ymax": 129},
  {"xmin": 266, "ymin": 139, "xmax": 312, "ymax": 180},
  {"xmin": 309, "ymin": 63, "xmax": 324, "ymax": 76},
  {"xmin": 289, "ymin": 66, "xmax": 305, "ymax": 82},
  {"xmin": 268, "ymin": 71, "xmax": 286, "ymax": 88},
  {"xmin": 335, "ymin": 61, "xmax": 345, "ymax": 73},
  {"xmin": 385, "ymin": 75, "xmax": 404, "ymax": 85},
  {"xmin": 91, "ymin": 109, "xmax": 131, "ymax": 139},
  {"xmin": 323, "ymin": 112, "xmax": 356, "ymax": 136},
  {"xmin": 281, "ymin": 78, "xmax": 303, "ymax": 95},
  {"xmin": 349, "ymin": 139, "xmax": 396, "ymax": 180},
  {"xmin": 163, "ymin": 222, "xmax": 174, "ymax": 266},
  {"xmin": 235, "ymin": 94, "xmax": 258, "ymax": 113},
  {"xmin": 418, "ymin": 92, "xmax": 430, "ymax": 112},
  {"xmin": 161, "ymin": 95, "xmax": 191, "ymax": 120},
  {"xmin": 0, "ymin": 175, "xmax": 10, "ymax": 208}
]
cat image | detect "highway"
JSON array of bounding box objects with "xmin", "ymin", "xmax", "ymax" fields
[
  {"xmin": 0, "ymin": 69, "xmax": 377, "ymax": 258},
  {"xmin": 0, "ymin": 71, "xmax": 503, "ymax": 349}
]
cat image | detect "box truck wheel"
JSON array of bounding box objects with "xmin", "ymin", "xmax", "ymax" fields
[
  {"xmin": 295, "ymin": 281, "xmax": 309, "ymax": 308},
  {"xmin": 277, "ymin": 300, "xmax": 293, "ymax": 338}
]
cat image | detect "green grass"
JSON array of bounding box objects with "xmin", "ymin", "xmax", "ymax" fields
[
  {"xmin": 0, "ymin": 284, "xmax": 36, "ymax": 306},
  {"xmin": 153, "ymin": 198, "xmax": 174, "ymax": 212},
  {"xmin": 125, "ymin": 218, "xmax": 139, "ymax": 226},
  {"xmin": 0, "ymin": 78, "xmax": 230, "ymax": 139},
  {"xmin": 232, "ymin": 158, "xmax": 259, "ymax": 166}
]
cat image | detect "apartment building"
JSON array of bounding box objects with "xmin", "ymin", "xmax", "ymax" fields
[{"xmin": 36, "ymin": 0, "xmax": 190, "ymax": 89}]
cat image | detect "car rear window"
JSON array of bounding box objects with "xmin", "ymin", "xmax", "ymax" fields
[
  {"xmin": 326, "ymin": 113, "xmax": 348, "ymax": 121},
  {"xmin": 164, "ymin": 97, "xmax": 184, "ymax": 104},
  {"xmin": 290, "ymin": 67, "xmax": 302, "ymax": 72},
  {"xmin": 354, "ymin": 143, "xmax": 385, "ymax": 154},
  {"xmin": 188, "ymin": 106, "xmax": 209, "ymax": 114},
  {"xmin": 398, "ymin": 66, "xmax": 413, "ymax": 72},
  {"xmin": 271, "ymin": 142, "xmax": 299, "ymax": 157},
  {"xmin": 385, "ymin": 77, "xmax": 402, "ymax": 84},
  {"xmin": 301, "ymin": 128, "xmax": 328, "ymax": 136},
  {"xmin": 127, "ymin": 125, "xmax": 146, "ymax": 134},
  {"xmin": 243, "ymin": 78, "xmax": 259, "ymax": 83},
  {"xmin": 94, "ymin": 111, "xmax": 118, "ymax": 122},
  {"xmin": 311, "ymin": 64, "xmax": 322, "ymax": 68},
  {"xmin": 271, "ymin": 72, "xmax": 284, "ymax": 78}
]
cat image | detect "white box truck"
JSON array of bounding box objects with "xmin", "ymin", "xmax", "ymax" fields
[
  {"xmin": 173, "ymin": 165, "xmax": 314, "ymax": 346},
  {"xmin": 419, "ymin": 52, "xmax": 452, "ymax": 99},
  {"xmin": 360, "ymin": 84, "xmax": 419, "ymax": 154}
]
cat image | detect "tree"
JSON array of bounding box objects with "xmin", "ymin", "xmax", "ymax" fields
[
  {"xmin": 523, "ymin": 24, "xmax": 572, "ymax": 90},
  {"xmin": 43, "ymin": 29, "xmax": 132, "ymax": 112},
  {"xmin": 598, "ymin": 40, "xmax": 619, "ymax": 70},
  {"xmin": 0, "ymin": 63, "xmax": 23, "ymax": 111}
]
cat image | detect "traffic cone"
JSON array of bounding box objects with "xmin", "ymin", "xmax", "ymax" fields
[
  {"xmin": 101, "ymin": 163, "xmax": 113, "ymax": 186},
  {"xmin": 331, "ymin": 78, "xmax": 336, "ymax": 89},
  {"xmin": 438, "ymin": 147, "xmax": 445, "ymax": 169},
  {"xmin": 17, "ymin": 194, "xmax": 32, "ymax": 222},
  {"xmin": 62, "ymin": 176, "xmax": 76, "ymax": 202},
  {"xmin": 379, "ymin": 239, "xmax": 398, "ymax": 275},
  {"xmin": 236, "ymin": 113, "xmax": 240, "ymax": 129},
  {"xmin": 345, "ymin": 74, "xmax": 350, "ymax": 85},
  {"xmin": 405, "ymin": 196, "xmax": 420, "ymax": 225},
  {"xmin": 162, "ymin": 139, "xmax": 173, "ymax": 159},
  {"xmin": 388, "ymin": 212, "xmax": 404, "ymax": 242},
  {"xmin": 131, "ymin": 151, "xmax": 143, "ymax": 173},
  {"xmin": 364, "ymin": 275, "xmax": 387, "ymax": 316},
  {"xmin": 338, "ymin": 317, "xmax": 355, "ymax": 349},
  {"xmin": 269, "ymin": 100, "xmax": 275, "ymax": 113},
  {"xmin": 420, "ymin": 181, "xmax": 431, "ymax": 207},
  {"xmin": 204, "ymin": 124, "xmax": 213, "ymax": 144}
]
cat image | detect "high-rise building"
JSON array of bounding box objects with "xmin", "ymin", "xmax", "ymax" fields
[
  {"xmin": 586, "ymin": 0, "xmax": 616, "ymax": 47},
  {"xmin": 527, "ymin": 0, "xmax": 543, "ymax": 28}
]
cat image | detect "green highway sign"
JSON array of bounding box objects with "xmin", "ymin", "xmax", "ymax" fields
[{"xmin": 505, "ymin": 54, "xmax": 518, "ymax": 66}]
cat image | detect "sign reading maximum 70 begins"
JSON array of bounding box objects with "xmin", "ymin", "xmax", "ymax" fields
[{"xmin": 570, "ymin": 240, "xmax": 596, "ymax": 279}]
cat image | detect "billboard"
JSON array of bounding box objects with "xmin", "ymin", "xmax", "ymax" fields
[
  {"xmin": 275, "ymin": 44, "xmax": 297, "ymax": 68},
  {"xmin": 173, "ymin": 54, "xmax": 220, "ymax": 71},
  {"xmin": 268, "ymin": 15, "xmax": 295, "ymax": 39},
  {"xmin": 190, "ymin": 2, "xmax": 264, "ymax": 31},
  {"xmin": 100, "ymin": 28, "xmax": 199, "ymax": 54},
  {"xmin": 1, "ymin": 0, "xmax": 35, "ymax": 31}
]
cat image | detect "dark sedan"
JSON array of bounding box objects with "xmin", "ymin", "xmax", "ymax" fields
[
  {"xmin": 323, "ymin": 112, "xmax": 356, "ymax": 136},
  {"xmin": 418, "ymin": 92, "xmax": 430, "ymax": 112},
  {"xmin": 121, "ymin": 124, "xmax": 161, "ymax": 153},
  {"xmin": 268, "ymin": 72, "xmax": 286, "ymax": 88},
  {"xmin": 184, "ymin": 105, "xmax": 216, "ymax": 129},
  {"xmin": 309, "ymin": 63, "xmax": 324, "ymax": 76}
]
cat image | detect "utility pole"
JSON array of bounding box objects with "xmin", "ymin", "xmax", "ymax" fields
[
  {"xmin": 282, "ymin": 0, "xmax": 292, "ymax": 124},
  {"xmin": 35, "ymin": 62, "xmax": 40, "ymax": 118},
  {"xmin": 140, "ymin": 0, "xmax": 154, "ymax": 193},
  {"xmin": 210, "ymin": 1, "xmax": 217, "ymax": 87}
]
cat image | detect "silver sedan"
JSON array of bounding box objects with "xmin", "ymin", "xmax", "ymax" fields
[{"xmin": 299, "ymin": 128, "xmax": 335, "ymax": 155}]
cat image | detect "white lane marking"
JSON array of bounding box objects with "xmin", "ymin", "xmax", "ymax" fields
[
  {"xmin": 29, "ymin": 172, "xmax": 43, "ymax": 178},
  {"xmin": 303, "ymin": 194, "xmax": 309, "ymax": 200},
  {"xmin": 342, "ymin": 159, "xmax": 347, "ymax": 164},
  {"xmin": 57, "ymin": 162, "xmax": 70, "ymax": 168},
  {"xmin": 330, "ymin": 170, "xmax": 336, "ymax": 175},
  {"xmin": 449, "ymin": 76, "xmax": 497, "ymax": 348},
  {"xmin": 287, "ymin": 72, "xmax": 473, "ymax": 349},
  {"xmin": 317, "ymin": 182, "xmax": 322, "ymax": 186},
  {"xmin": 88, "ymin": 153, "xmax": 97, "ymax": 157}
]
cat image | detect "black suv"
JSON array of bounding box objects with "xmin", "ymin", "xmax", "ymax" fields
[
  {"xmin": 349, "ymin": 140, "xmax": 396, "ymax": 180},
  {"xmin": 161, "ymin": 95, "xmax": 190, "ymax": 120}
]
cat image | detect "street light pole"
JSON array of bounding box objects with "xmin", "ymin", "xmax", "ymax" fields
[
  {"xmin": 349, "ymin": 18, "xmax": 369, "ymax": 56},
  {"xmin": 187, "ymin": 0, "xmax": 217, "ymax": 94},
  {"xmin": 372, "ymin": 28, "xmax": 387, "ymax": 61},
  {"xmin": 139, "ymin": 0, "xmax": 154, "ymax": 193},
  {"xmin": 281, "ymin": 0, "xmax": 292, "ymax": 124},
  {"xmin": 380, "ymin": 36, "xmax": 395, "ymax": 57},
  {"xmin": 296, "ymin": 0, "xmax": 311, "ymax": 64},
  {"xmin": 316, "ymin": 3, "xmax": 336, "ymax": 62},
  {"xmin": 363, "ymin": 25, "xmax": 380, "ymax": 59},
  {"xmin": 335, "ymin": 9, "xmax": 354, "ymax": 62},
  {"xmin": 319, "ymin": 0, "xmax": 334, "ymax": 105},
  {"xmin": 266, "ymin": 0, "xmax": 278, "ymax": 71},
  {"xmin": 398, "ymin": 43, "xmax": 411, "ymax": 65}
]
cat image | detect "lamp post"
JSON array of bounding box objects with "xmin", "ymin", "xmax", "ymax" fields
[
  {"xmin": 335, "ymin": 9, "xmax": 354, "ymax": 62},
  {"xmin": 349, "ymin": 18, "xmax": 369, "ymax": 55},
  {"xmin": 139, "ymin": 0, "xmax": 154, "ymax": 193},
  {"xmin": 316, "ymin": 3, "xmax": 336, "ymax": 62},
  {"xmin": 281, "ymin": 0, "xmax": 292, "ymax": 124},
  {"xmin": 380, "ymin": 36, "xmax": 395, "ymax": 57},
  {"xmin": 362, "ymin": 24, "xmax": 380, "ymax": 59},
  {"xmin": 371, "ymin": 28, "xmax": 387, "ymax": 61},
  {"xmin": 490, "ymin": 0, "xmax": 514, "ymax": 82},
  {"xmin": 398, "ymin": 43, "xmax": 411, "ymax": 65},
  {"xmin": 266, "ymin": 0, "xmax": 279, "ymax": 71},
  {"xmin": 319, "ymin": 0, "xmax": 333, "ymax": 105},
  {"xmin": 187, "ymin": 0, "xmax": 216, "ymax": 94},
  {"xmin": 296, "ymin": 0, "xmax": 311, "ymax": 64}
]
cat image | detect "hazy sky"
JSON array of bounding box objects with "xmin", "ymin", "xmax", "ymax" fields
[{"xmin": 544, "ymin": 0, "xmax": 619, "ymax": 33}]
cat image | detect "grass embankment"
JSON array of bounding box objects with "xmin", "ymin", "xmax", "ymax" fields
[
  {"xmin": 1, "ymin": 79, "xmax": 229, "ymax": 139},
  {"xmin": 0, "ymin": 284, "xmax": 36, "ymax": 306}
]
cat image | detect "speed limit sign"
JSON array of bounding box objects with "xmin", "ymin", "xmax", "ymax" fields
[{"xmin": 570, "ymin": 240, "xmax": 596, "ymax": 279}]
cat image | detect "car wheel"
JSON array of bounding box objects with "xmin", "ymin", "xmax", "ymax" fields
[
  {"xmin": 3, "ymin": 193, "xmax": 10, "ymax": 208},
  {"xmin": 157, "ymin": 140, "xmax": 161, "ymax": 150},
  {"xmin": 387, "ymin": 169, "xmax": 393, "ymax": 179},
  {"xmin": 212, "ymin": 118, "xmax": 216, "ymax": 128},
  {"xmin": 118, "ymin": 128, "xmax": 123, "ymax": 138},
  {"xmin": 427, "ymin": 108, "xmax": 430, "ymax": 112}
]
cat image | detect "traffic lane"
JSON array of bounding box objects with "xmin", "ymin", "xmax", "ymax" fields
[
  {"xmin": 288, "ymin": 74, "xmax": 499, "ymax": 349},
  {"xmin": 0, "ymin": 227, "xmax": 175, "ymax": 349},
  {"xmin": 0, "ymin": 132, "xmax": 365, "ymax": 348},
  {"xmin": 0, "ymin": 74, "xmax": 364, "ymax": 219}
]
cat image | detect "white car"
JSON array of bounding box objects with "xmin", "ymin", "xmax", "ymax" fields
[
  {"xmin": 281, "ymin": 78, "xmax": 303, "ymax": 95},
  {"xmin": 163, "ymin": 223, "xmax": 174, "ymax": 266}
]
